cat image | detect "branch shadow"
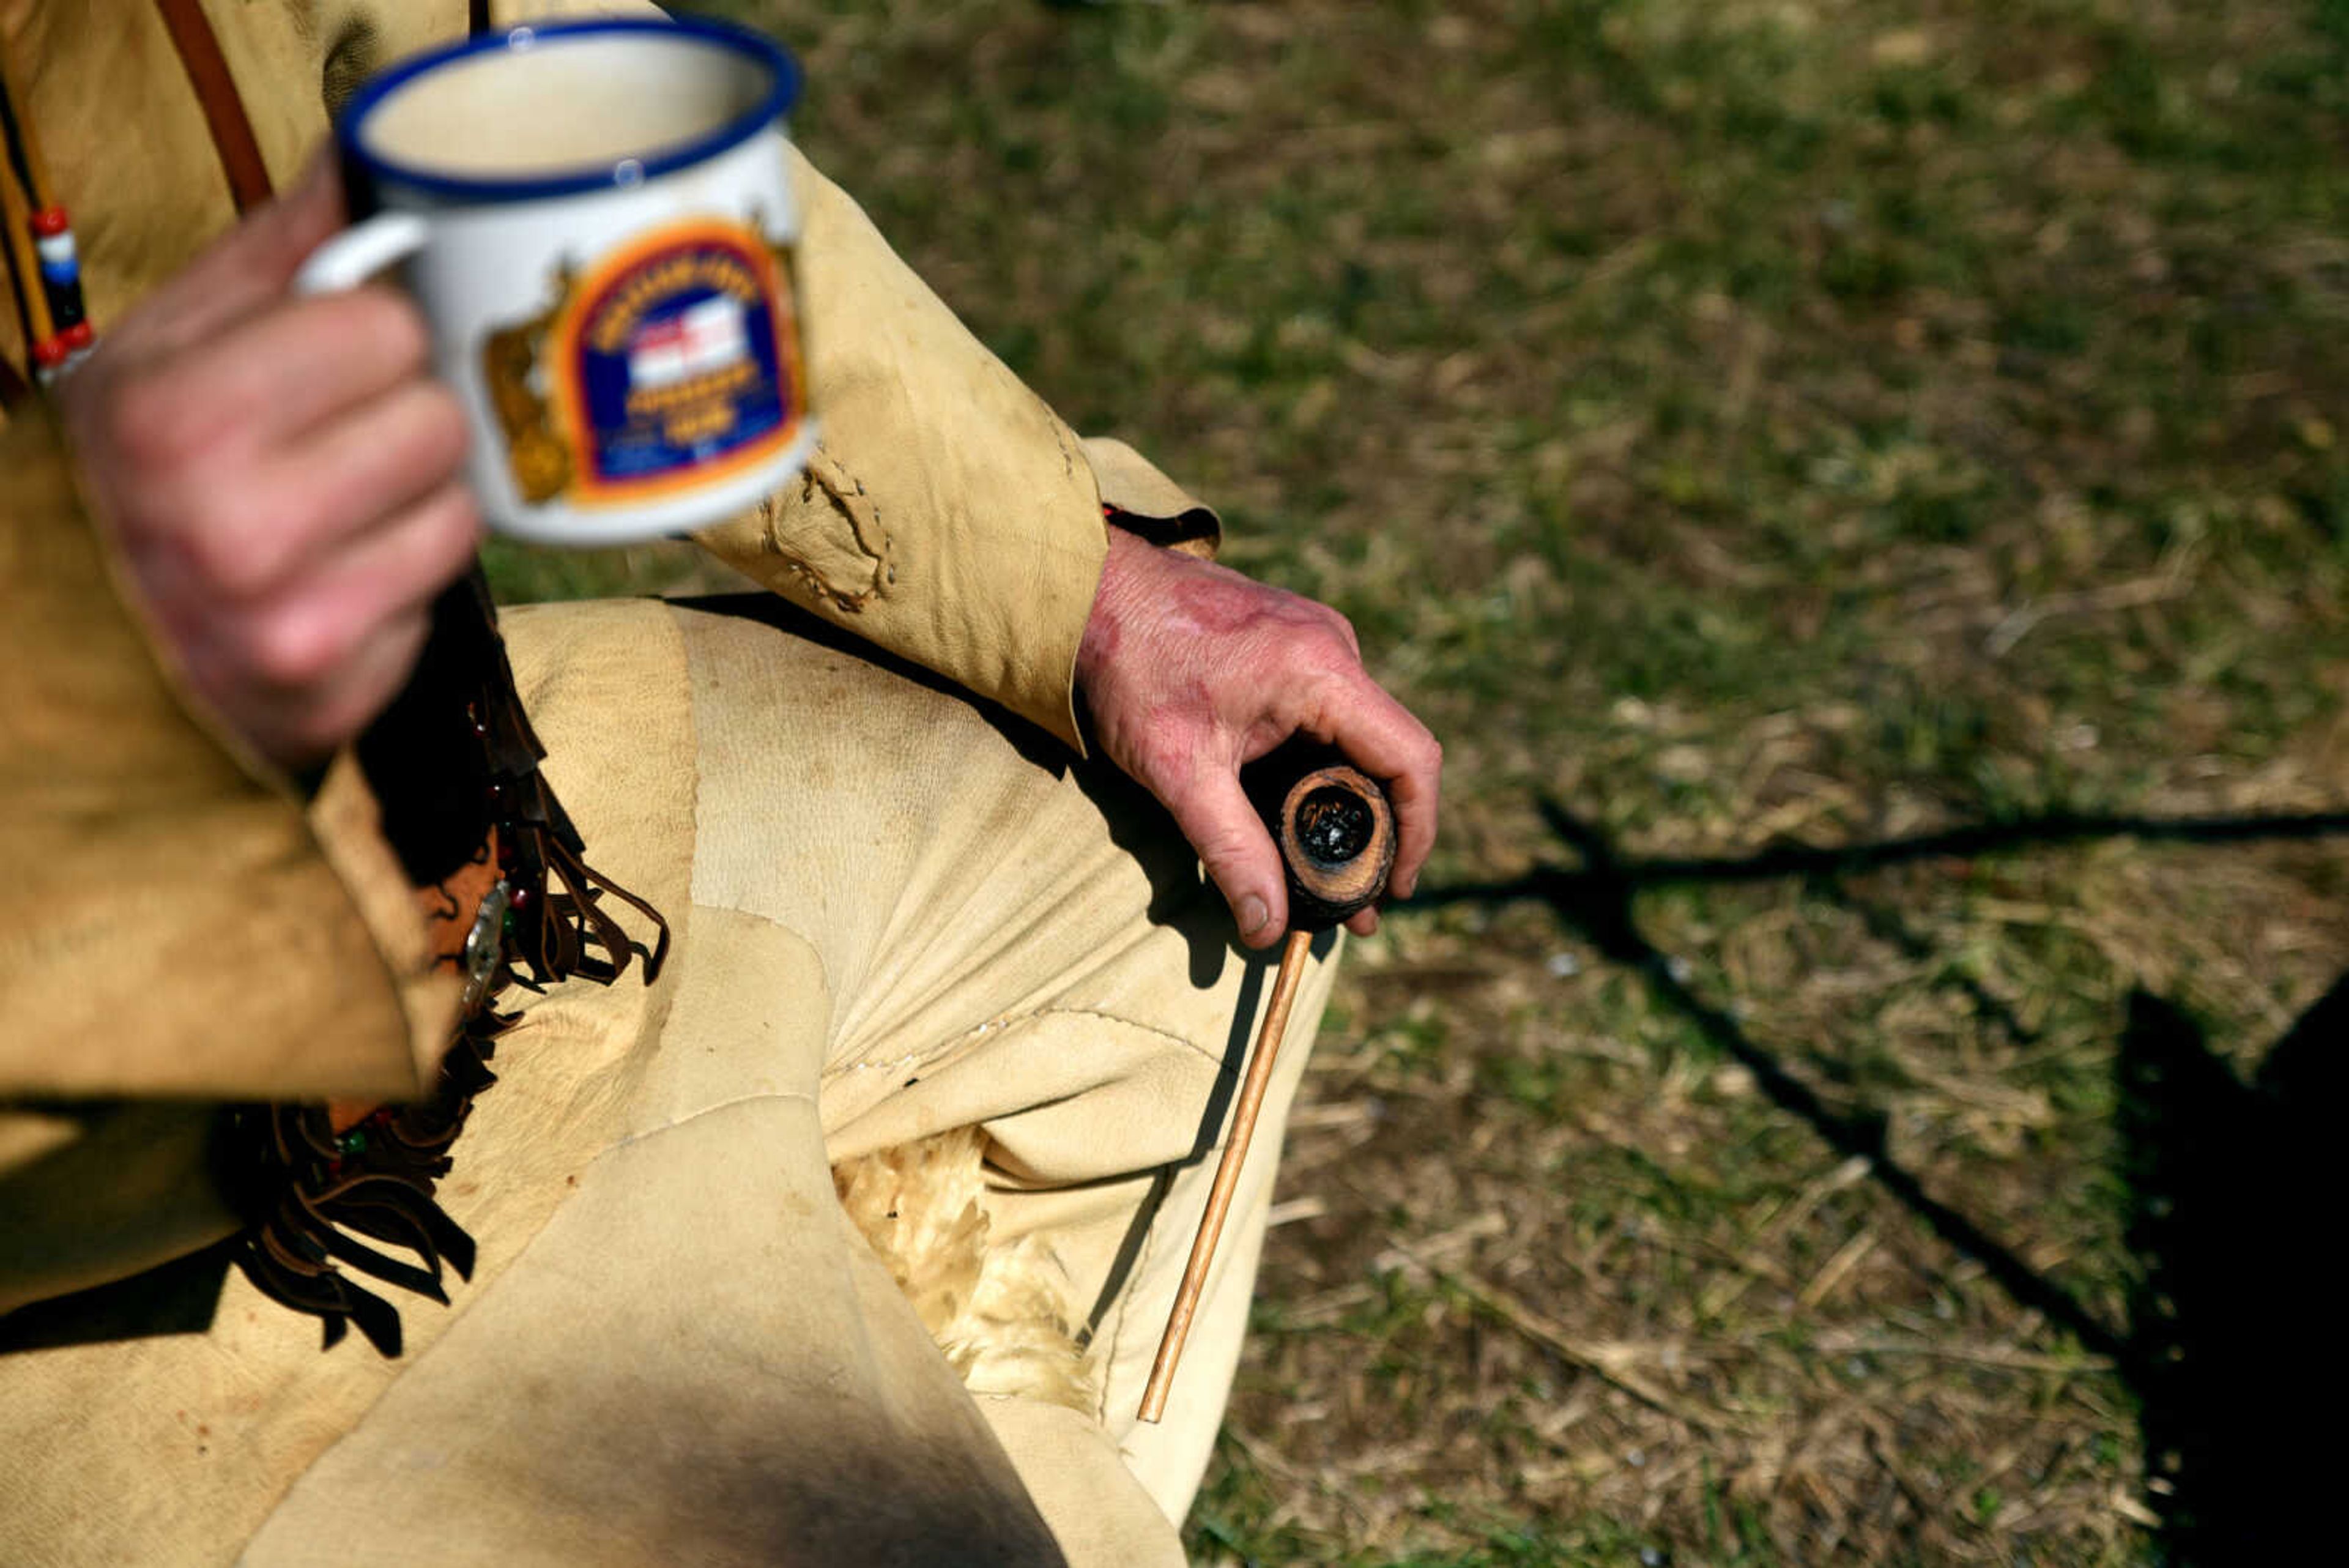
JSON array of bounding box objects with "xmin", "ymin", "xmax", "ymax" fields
[
  {"xmin": 1423, "ymin": 797, "xmax": 2136, "ymax": 1361},
  {"xmin": 1430, "ymin": 803, "xmax": 2349, "ymax": 908},
  {"xmin": 1411, "ymin": 798, "xmax": 2349, "ymax": 1559}
]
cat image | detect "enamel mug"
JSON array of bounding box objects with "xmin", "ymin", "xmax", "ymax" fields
[{"xmin": 299, "ymin": 17, "xmax": 815, "ymax": 546}]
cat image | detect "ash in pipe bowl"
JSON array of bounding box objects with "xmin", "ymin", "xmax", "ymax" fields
[{"xmin": 1274, "ymin": 765, "xmax": 1396, "ymax": 928}]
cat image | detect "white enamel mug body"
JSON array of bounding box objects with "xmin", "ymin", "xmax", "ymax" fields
[{"xmin": 299, "ymin": 18, "xmax": 815, "ymax": 546}]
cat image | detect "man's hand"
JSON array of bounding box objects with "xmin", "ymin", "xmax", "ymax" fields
[
  {"xmin": 1077, "ymin": 528, "xmax": 1441, "ymax": 948},
  {"xmin": 61, "ymin": 158, "xmax": 481, "ymax": 773}
]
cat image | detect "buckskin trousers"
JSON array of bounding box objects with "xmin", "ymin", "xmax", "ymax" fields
[{"xmin": 0, "ymin": 595, "xmax": 1338, "ymax": 1567}]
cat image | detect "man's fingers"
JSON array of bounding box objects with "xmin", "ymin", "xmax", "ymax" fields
[
  {"xmin": 103, "ymin": 154, "xmax": 347, "ymax": 362},
  {"xmin": 56, "ymin": 150, "xmax": 475, "ymax": 775},
  {"xmin": 1305, "ymin": 672, "xmax": 1442, "ymax": 900},
  {"xmin": 1160, "ymin": 763, "xmax": 1290, "ymax": 948},
  {"xmin": 242, "ymin": 480, "xmax": 483, "ymax": 686},
  {"xmin": 116, "ymin": 287, "xmax": 433, "ymax": 477},
  {"xmin": 218, "ymin": 378, "xmax": 469, "ymax": 598},
  {"xmin": 1381, "ymin": 748, "xmax": 1441, "ymax": 901}
]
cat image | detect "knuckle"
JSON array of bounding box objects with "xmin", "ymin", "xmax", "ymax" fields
[
  {"xmin": 182, "ymin": 494, "xmax": 297, "ymax": 601},
  {"xmin": 1308, "ymin": 607, "xmax": 1357, "ymax": 649},
  {"xmin": 412, "ymin": 388, "xmax": 473, "ymax": 474},
  {"xmin": 174, "ymin": 506, "xmax": 262, "ymax": 599},
  {"xmin": 108, "ymin": 374, "xmax": 208, "ymax": 467},
  {"xmin": 1190, "ymin": 814, "xmax": 1257, "ymax": 860},
  {"xmin": 338, "ymin": 286, "xmax": 432, "ymax": 376},
  {"xmin": 1130, "ymin": 726, "xmax": 1198, "ymax": 793},
  {"xmin": 1305, "ymin": 634, "xmax": 1361, "ymax": 683},
  {"xmin": 240, "ymin": 603, "xmax": 343, "ymax": 689}
]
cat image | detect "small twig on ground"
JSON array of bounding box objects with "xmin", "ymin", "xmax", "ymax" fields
[
  {"xmin": 1811, "ymin": 1332, "xmax": 2113, "ymax": 1375},
  {"xmin": 1387, "ymin": 1243, "xmax": 1766, "ymax": 1436}
]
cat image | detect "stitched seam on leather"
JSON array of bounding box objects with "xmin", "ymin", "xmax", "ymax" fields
[
  {"xmin": 1030, "ymin": 1006, "xmax": 1223, "ymax": 1066},
  {"xmin": 612, "ymin": 1086, "xmax": 823, "ymax": 1150},
  {"xmin": 832, "ymin": 1004, "xmax": 1224, "ymax": 1088},
  {"xmin": 755, "ymin": 443, "xmax": 894, "ymax": 612}
]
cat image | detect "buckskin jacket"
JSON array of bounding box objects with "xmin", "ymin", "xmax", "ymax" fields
[{"xmin": 0, "ymin": 0, "xmax": 1219, "ymax": 1330}]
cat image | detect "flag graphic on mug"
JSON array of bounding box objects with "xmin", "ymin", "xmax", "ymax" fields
[{"xmin": 626, "ymin": 297, "xmax": 749, "ymax": 389}]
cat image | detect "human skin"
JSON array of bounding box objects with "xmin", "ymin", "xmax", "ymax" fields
[
  {"xmin": 62, "ymin": 162, "xmax": 1439, "ymax": 944},
  {"xmin": 59, "ymin": 159, "xmax": 483, "ymax": 768},
  {"xmin": 1078, "ymin": 530, "xmax": 1440, "ymax": 945}
]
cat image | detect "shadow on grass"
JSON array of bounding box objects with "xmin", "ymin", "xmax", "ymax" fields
[{"xmin": 1417, "ymin": 800, "xmax": 2349, "ymax": 1562}]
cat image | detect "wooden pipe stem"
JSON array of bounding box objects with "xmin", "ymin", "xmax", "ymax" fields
[{"xmin": 1137, "ymin": 927, "xmax": 1313, "ymax": 1424}]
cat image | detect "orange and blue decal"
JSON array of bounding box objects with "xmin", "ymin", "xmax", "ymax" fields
[{"xmin": 552, "ymin": 218, "xmax": 802, "ymax": 505}]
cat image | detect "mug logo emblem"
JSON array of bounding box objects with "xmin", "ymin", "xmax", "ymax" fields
[
  {"xmin": 479, "ymin": 218, "xmax": 805, "ymax": 509},
  {"xmin": 480, "ymin": 263, "xmax": 579, "ymax": 504}
]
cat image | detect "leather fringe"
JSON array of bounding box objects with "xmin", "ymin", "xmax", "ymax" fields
[
  {"xmin": 219, "ymin": 1014, "xmax": 510, "ymax": 1357},
  {"xmin": 224, "ymin": 574, "xmax": 668, "ymax": 1355}
]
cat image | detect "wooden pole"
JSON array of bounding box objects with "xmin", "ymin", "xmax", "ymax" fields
[
  {"xmin": 1137, "ymin": 757, "xmax": 1394, "ymax": 1424},
  {"xmin": 1138, "ymin": 926, "xmax": 1314, "ymax": 1424}
]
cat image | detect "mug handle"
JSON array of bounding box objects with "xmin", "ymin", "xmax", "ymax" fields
[{"xmin": 294, "ymin": 212, "xmax": 432, "ymax": 295}]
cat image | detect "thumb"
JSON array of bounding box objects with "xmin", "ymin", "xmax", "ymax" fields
[
  {"xmin": 1160, "ymin": 764, "xmax": 1290, "ymax": 948},
  {"xmin": 239, "ymin": 151, "xmax": 352, "ymax": 283}
]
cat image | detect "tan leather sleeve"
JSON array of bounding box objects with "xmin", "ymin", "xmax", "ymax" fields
[
  {"xmin": 0, "ymin": 1102, "xmax": 243, "ymax": 1315},
  {"xmin": 690, "ymin": 145, "xmax": 1108, "ymax": 749},
  {"xmin": 1081, "ymin": 437, "xmax": 1222, "ymax": 560},
  {"xmin": 0, "ymin": 408, "xmax": 454, "ymax": 1107}
]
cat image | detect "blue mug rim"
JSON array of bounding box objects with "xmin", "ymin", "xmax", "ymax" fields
[{"xmin": 336, "ymin": 16, "xmax": 801, "ymax": 204}]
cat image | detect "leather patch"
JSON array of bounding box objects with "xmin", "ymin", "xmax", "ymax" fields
[{"xmin": 752, "ymin": 442, "xmax": 894, "ymax": 612}]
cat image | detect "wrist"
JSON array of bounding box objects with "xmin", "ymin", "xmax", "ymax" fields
[{"xmin": 1078, "ymin": 525, "xmax": 1154, "ymax": 696}]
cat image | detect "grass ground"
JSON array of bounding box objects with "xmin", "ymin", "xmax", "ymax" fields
[{"xmin": 488, "ymin": 2, "xmax": 2349, "ymax": 1561}]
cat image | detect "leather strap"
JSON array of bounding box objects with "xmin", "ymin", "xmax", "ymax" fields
[
  {"xmin": 151, "ymin": 0, "xmax": 497, "ymax": 225},
  {"xmin": 152, "ymin": 0, "xmax": 274, "ymax": 215},
  {"xmin": 0, "ymin": 28, "xmax": 46, "ymax": 403}
]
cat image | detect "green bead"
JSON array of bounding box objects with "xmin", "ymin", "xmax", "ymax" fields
[
  {"xmin": 502, "ymin": 910, "xmax": 518, "ymax": 937},
  {"xmin": 339, "ymin": 1129, "xmax": 368, "ymax": 1156}
]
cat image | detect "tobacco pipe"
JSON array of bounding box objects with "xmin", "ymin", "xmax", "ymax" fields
[{"xmin": 1138, "ymin": 754, "xmax": 1395, "ymax": 1422}]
